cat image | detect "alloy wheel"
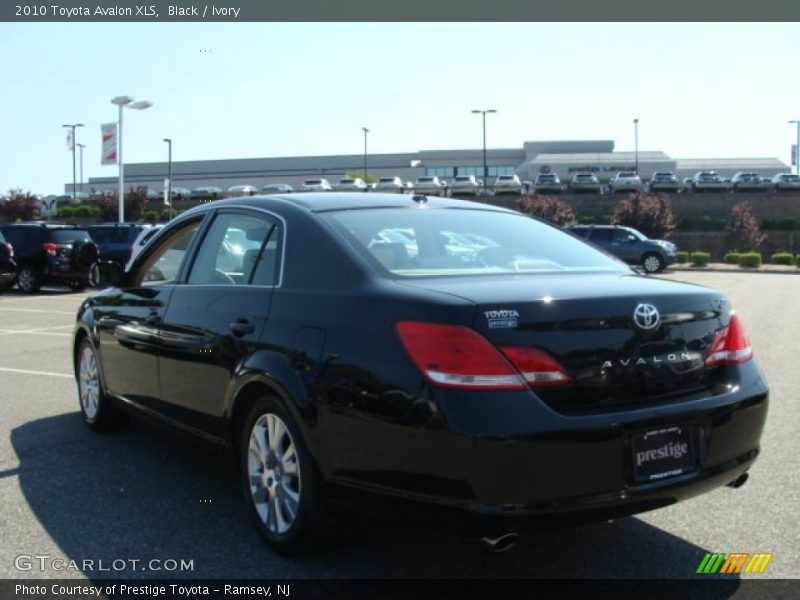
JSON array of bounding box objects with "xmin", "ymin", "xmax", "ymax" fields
[{"xmin": 79, "ymin": 345, "xmax": 100, "ymax": 420}]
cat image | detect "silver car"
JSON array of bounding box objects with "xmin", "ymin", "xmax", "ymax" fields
[
  {"xmin": 449, "ymin": 175, "xmax": 481, "ymax": 196},
  {"xmin": 689, "ymin": 171, "xmax": 730, "ymax": 192},
  {"xmin": 648, "ymin": 172, "xmax": 681, "ymax": 193},
  {"xmin": 374, "ymin": 177, "xmax": 405, "ymax": 194},
  {"xmin": 730, "ymin": 172, "xmax": 771, "ymax": 192},
  {"xmin": 534, "ymin": 173, "xmax": 563, "ymax": 193},
  {"xmin": 608, "ymin": 172, "xmax": 643, "ymax": 194},
  {"xmin": 569, "ymin": 172, "xmax": 603, "ymax": 193},
  {"xmin": 301, "ymin": 178, "xmax": 333, "ymax": 192},
  {"xmin": 492, "ymin": 174, "xmax": 522, "ymax": 195},
  {"xmin": 414, "ymin": 176, "xmax": 446, "ymax": 196},
  {"xmin": 770, "ymin": 173, "xmax": 800, "ymax": 191},
  {"xmin": 336, "ymin": 178, "xmax": 367, "ymax": 192}
]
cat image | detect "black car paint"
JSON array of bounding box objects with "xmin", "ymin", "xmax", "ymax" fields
[{"xmin": 74, "ymin": 194, "xmax": 768, "ymax": 533}]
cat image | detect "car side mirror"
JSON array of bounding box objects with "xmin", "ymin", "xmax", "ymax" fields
[{"xmin": 90, "ymin": 261, "xmax": 124, "ymax": 288}]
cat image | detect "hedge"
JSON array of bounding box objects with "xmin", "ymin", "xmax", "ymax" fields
[
  {"xmin": 690, "ymin": 251, "xmax": 710, "ymax": 267},
  {"xmin": 771, "ymin": 252, "xmax": 794, "ymax": 265},
  {"xmin": 738, "ymin": 252, "xmax": 762, "ymax": 269},
  {"xmin": 58, "ymin": 205, "xmax": 100, "ymax": 218},
  {"xmin": 724, "ymin": 252, "xmax": 742, "ymax": 265},
  {"xmin": 675, "ymin": 251, "xmax": 689, "ymax": 264}
]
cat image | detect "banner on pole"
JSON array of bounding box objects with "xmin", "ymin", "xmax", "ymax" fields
[
  {"xmin": 792, "ymin": 144, "xmax": 797, "ymax": 167},
  {"xmin": 66, "ymin": 129, "xmax": 73, "ymax": 150},
  {"xmin": 101, "ymin": 122, "xmax": 118, "ymax": 165}
]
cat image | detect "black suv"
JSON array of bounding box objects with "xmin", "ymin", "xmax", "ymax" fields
[
  {"xmin": 87, "ymin": 223, "xmax": 151, "ymax": 267},
  {"xmin": 565, "ymin": 225, "xmax": 677, "ymax": 273},
  {"xmin": 0, "ymin": 223, "xmax": 98, "ymax": 292},
  {"xmin": 0, "ymin": 230, "xmax": 17, "ymax": 289}
]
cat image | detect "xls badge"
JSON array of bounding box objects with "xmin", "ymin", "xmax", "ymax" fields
[{"xmin": 484, "ymin": 309, "xmax": 519, "ymax": 329}]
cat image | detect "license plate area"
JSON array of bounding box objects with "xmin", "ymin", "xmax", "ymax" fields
[{"xmin": 630, "ymin": 426, "xmax": 697, "ymax": 483}]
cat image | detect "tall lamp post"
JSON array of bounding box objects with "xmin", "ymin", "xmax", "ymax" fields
[
  {"xmin": 76, "ymin": 143, "xmax": 86, "ymax": 194},
  {"xmin": 362, "ymin": 127, "xmax": 369, "ymax": 190},
  {"xmin": 633, "ymin": 118, "xmax": 640, "ymax": 174},
  {"xmin": 790, "ymin": 120, "xmax": 800, "ymax": 176},
  {"xmin": 471, "ymin": 109, "xmax": 496, "ymax": 194},
  {"xmin": 111, "ymin": 96, "xmax": 152, "ymax": 223},
  {"xmin": 163, "ymin": 138, "xmax": 173, "ymax": 218},
  {"xmin": 63, "ymin": 123, "xmax": 84, "ymax": 203}
]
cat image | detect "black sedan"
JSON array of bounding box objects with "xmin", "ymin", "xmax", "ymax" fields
[{"xmin": 73, "ymin": 193, "xmax": 768, "ymax": 554}]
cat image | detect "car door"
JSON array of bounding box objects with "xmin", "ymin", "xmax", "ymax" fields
[
  {"xmin": 157, "ymin": 208, "xmax": 281, "ymax": 439},
  {"xmin": 612, "ymin": 228, "xmax": 640, "ymax": 262},
  {"xmin": 93, "ymin": 217, "xmax": 204, "ymax": 408}
]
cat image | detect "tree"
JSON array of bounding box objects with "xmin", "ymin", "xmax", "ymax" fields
[
  {"xmin": 518, "ymin": 193, "xmax": 575, "ymax": 226},
  {"xmin": 0, "ymin": 189, "xmax": 40, "ymax": 221},
  {"xmin": 727, "ymin": 201, "xmax": 766, "ymax": 251},
  {"xmin": 95, "ymin": 186, "xmax": 149, "ymax": 222},
  {"xmin": 612, "ymin": 192, "xmax": 675, "ymax": 238}
]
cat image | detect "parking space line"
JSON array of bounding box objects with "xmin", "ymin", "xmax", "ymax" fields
[
  {"xmin": 0, "ymin": 308, "xmax": 75, "ymax": 315},
  {"xmin": 0, "ymin": 329, "xmax": 71, "ymax": 337},
  {"xmin": 0, "ymin": 367, "xmax": 72, "ymax": 378}
]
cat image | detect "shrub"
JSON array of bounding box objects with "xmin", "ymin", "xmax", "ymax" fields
[
  {"xmin": 58, "ymin": 206, "xmax": 76, "ymax": 218},
  {"xmin": 518, "ymin": 193, "xmax": 575, "ymax": 225},
  {"xmin": 1, "ymin": 189, "xmax": 40, "ymax": 221},
  {"xmin": 577, "ymin": 215, "xmax": 595, "ymax": 225},
  {"xmin": 73, "ymin": 205, "xmax": 99, "ymax": 218},
  {"xmin": 728, "ymin": 202, "xmax": 766, "ymax": 251},
  {"xmin": 144, "ymin": 210, "xmax": 160, "ymax": 223},
  {"xmin": 796, "ymin": 255, "xmax": 800, "ymax": 268},
  {"xmin": 771, "ymin": 252, "xmax": 794, "ymax": 265},
  {"xmin": 160, "ymin": 209, "xmax": 173, "ymax": 221},
  {"xmin": 678, "ymin": 216, "xmax": 727, "ymax": 231},
  {"xmin": 690, "ymin": 252, "xmax": 710, "ymax": 267},
  {"xmin": 675, "ymin": 251, "xmax": 689, "ymax": 264},
  {"xmin": 612, "ymin": 192, "xmax": 675, "ymax": 238},
  {"xmin": 738, "ymin": 252, "xmax": 762, "ymax": 269},
  {"xmin": 724, "ymin": 252, "xmax": 742, "ymax": 265}
]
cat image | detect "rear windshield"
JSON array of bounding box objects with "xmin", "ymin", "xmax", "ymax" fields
[
  {"xmin": 323, "ymin": 208, "xmax": 627, "ymax": 278},
  {"xmin": 51, "ymin": 229, "xmax": 91, "ymax": 243},
  {"xmin": 305, "ymin": 180, "xmax": 322, "ymax": 185},
  {"xmin": 89, "ymin": 227, "xmax": 138, "ymax": 244},
  {"xmin": 418, "ymin": 177, "xmax": 434, "ymax": 182}
]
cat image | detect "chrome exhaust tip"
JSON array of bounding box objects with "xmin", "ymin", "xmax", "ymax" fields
[
  {"xmin": 727, "ymin": 473, "xmax": 749, "ymax": 489},
  {"xmin": 481, "ymin": 532, "xmax": 519, "ymax": 553}
]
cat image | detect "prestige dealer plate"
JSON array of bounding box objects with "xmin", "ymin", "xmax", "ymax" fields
[{"xmin": 631, "ymin": 426, "xmax": 697, "ymax": 483}]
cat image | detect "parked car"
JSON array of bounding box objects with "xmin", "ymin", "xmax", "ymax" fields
[
  {"xmin": 565, "ymin": 225, "xmax": 677, "ymax": 273},
  {"xmin": 730, "ymin": 172, "xmax": 771, "ymax": 192},
  {"xmin": 449, "ymin": 175, "xmax": 481, "ymax": 196},
  {"xmin": 770, "ymin": 173, "xmax": 800, "ymax": 192},
  {"xmin": 261, "ymin": 183, "xmax": 294, "ymax": 194},
  {"xmin": 335, "ymin": 178, "xmax": 368, "ymax": 192},
  {"xmin": 568, "ymin": 172, "xmax": 603, "ymax": 193},
  {"xmin": 648, "ymin": 172, "xmax": 682, "ymax": 193},
  {"xmin": 689, "ymin": 171, "xmax": 730, "ymax": 192},
  {"xmin": 492, "ymin": 174, "xmax": 523, "ymax": 195},
  {"xmin": 375, "ymin": 177, "xmax": 405, "ymax": 194},
  {"xmin": 0, "ymin": 230, "xmax": 17, "ymax": 289},
  {"xmin": 79, "ymin": 194, "xmax": 767, "ymax": 554},
  {"xmin": 533, "ymin": 173, "xmax": 563, "ymax": 193},
  {"xmin": 300, "ymin": 179, "xmax": 333, "ymax": 192},
  {"xmin": 126, "ymin": 224, "xmax": 165, "ymax": 267},
  {"xmin": 192, "ymin": 186, "xmax": 224, "ymax": 200},
  {"xmin": 228, "ymin": 185, "xmax": 259, "ymax": 197},
  {"xmin": 87, "ymin": 223, "xmax": 152, "ymax": 267},
  {"xmin": 413, "ymin": 176, "xmax": 446, "ymax": 196},
  {"xmin": 0, "ymin": 223, "xmax": 98, "ymax": 292},
  {"xmin": 160, "ymin": 187, "xmax": 192, "ymax": 200},
  {"xmin": 608, "ymin": 172, "xmax": 643, "ymax": 194}
]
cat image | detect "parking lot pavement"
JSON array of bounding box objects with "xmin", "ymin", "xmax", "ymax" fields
[{"xmin": 0, "ymin": 274, "xmax": 797, "ymax": 581}]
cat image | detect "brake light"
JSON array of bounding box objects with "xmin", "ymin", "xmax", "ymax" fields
[
  {"xmin": 498, "ymin": 346, "xmax": 572, "ymax": 388},
  {"xmin": 705, "ymin": 313, "xmax": 753, "ymax": 367},
  {"xmin": 42, "ymin": 242, "xmax": 57, "ymax": 257},
  {"xmin": 395, "ymin": 321, "xmax": 525, "ymax": 390}
]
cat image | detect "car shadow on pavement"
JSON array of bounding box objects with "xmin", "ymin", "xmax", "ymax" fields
[{"xmin": 9, "ymin": 412, "xmax": 741, "ymax": 588}]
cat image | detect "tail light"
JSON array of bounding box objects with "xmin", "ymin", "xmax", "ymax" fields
[
  {"xmin": 705, "ymin": 313, "xmax": 753, "ymax": 367},
  {"xmin": 42, "ymin": 242, "xmax": 57, "ymax": 257},
  {"xmin": 395, "ymin": 321, "xmax": 571, "ymax": 391}
]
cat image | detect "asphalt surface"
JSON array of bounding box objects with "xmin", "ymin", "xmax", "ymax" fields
[{"xmin": 0, "ymin": 272, "xmax": 797, "ymax": 583}]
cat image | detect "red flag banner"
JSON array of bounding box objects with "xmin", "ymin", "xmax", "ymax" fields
[{"xmin": 101, "ymin": 122, "xmax": 118, "ymax": 165}]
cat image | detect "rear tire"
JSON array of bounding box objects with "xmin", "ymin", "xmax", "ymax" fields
[
  {"xmin": 76, "ymin": 338, "xmax": 126, "ymax": 430},
  {"xmin": 642, "ymin": 253, "xmax": 665, "ymax": 274},
  {"xmin": 240, "ymin": 396, "xmax": 328, "ymax": 555},
  {"xmin": 17, "ymin": 267, "xmax": 41, "ymax": 293}
]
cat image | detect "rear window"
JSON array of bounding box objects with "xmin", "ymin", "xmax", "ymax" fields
[
  {"xmin": 418, "ymin": 177, "xmax": 434, "ymax": 182},
  {"xmin": 305, "ymin": 180, "xmax": 322, "ymax": 185},
  {"xmin": 51, "ymin": 229, "xmax": 91, "ymax": 243},
  {"xmin": 89, "ymin": 227, "xmax": 139, "ymax": 244},
  {"xmin": 324, "ymin": 208, "xmax": 627, "ymax": 278},
  {"xmin": 379, "ymin": 178, "xmax": 396, "ymax": 183}
]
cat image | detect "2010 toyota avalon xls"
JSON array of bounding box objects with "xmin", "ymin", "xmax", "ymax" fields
[{"xmin": 74, "ymin": 193, "xmax": 768, "ymax": 554}]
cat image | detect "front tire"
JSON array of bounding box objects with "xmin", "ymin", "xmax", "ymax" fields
[
  {"xmin": 77, "ymin": 338, "xmax": 125, "ymax": 430},
  {"xmin": 642, "ymin": 252, "xmax": 665, "ymax": 274},
  {"xmin": 17, "ymin": 267, "xmax": 41, "ymax": 293},
  {"xmin": 240, "ymin": 396, "xmax": 327, "ymax": 554}
]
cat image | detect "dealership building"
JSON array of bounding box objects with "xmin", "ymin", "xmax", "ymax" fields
[{"xmin": 70, "ymin": 139, "xmax": 790, "ymax": 195}]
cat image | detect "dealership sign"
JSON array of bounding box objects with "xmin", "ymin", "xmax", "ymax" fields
[{"xmin": 101, "ymin": 122, "xmax": 117, "ymax": 165}]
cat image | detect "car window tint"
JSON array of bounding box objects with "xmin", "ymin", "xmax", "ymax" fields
[
  {"xmin": 591, "ymin": 229, "xmax": 614, "ymax": 242},
  {"xmin": 51, "ymin": 229, "xmax": 91, "ymax": 243},
  {"xmin": 89, "ymin": 227, "xmax": 133, "ymax": 244},
  {"xmin": 187, "ymin": 213, "xmax": 277, "ymax": 286},
  {"xmin": 137, "ymin": 221, "xmax": 201, "ymax": 287}
]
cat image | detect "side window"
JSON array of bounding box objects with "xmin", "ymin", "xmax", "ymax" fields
[
  {"xmin": 135, "ymin": 220, "xmax": 202, "ymax": 287},
  {"xmin": 187, "ymin": 212, "xmax": 279, "ymax": 286},
  {"xmin": 591, "ymin": 229, "xmax": 614, "ymax": 242}
]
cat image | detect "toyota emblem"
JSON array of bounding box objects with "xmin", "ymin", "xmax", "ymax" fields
[{"xmin": 633, "ymin": 303, "xmax": 661, "ymax": 331}]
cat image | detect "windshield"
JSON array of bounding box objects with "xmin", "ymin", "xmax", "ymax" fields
[{"xmin": 323, "ymin": 208, "xmax": 628, "ymax": 278}]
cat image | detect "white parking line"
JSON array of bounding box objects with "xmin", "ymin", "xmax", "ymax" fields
[
  {"xmin": 0, "ymin": 329, "xmax": 71, "ymax": 337},
  {"xmin": 0, "ymin": 367, "xmax": 73, "ymax": 378},
  {"xmin": 0, "ymin": 308, "xmax": 75, "ymax": 315}
]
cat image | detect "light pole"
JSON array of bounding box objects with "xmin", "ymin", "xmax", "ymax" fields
[
  {"xmin": 790, "ymin": 120, "xmax": 800, "ymax": 176},
  {"xmin": 62, "ymin": 123, "xmax": 84, "ymax": 203},
  {"xmin": 111, "ymin": 96, "xmax": 152, "ymax": 223},
  {"xmin": 163, "ymin": 138, "xmax": 173, "ymax": 218},
  {"xmin": 362, "ymin": 127, "xmax": 369, "ymax": 190},
  {"xmin": 471, "ymin": 109, "xmax": 496, "ymax": 194},
  {"xmin": 76, "ymin": 143, "xmax": 86, "ymax": 193},
  {"xmin": 633, "ymin": 118, "xmax": 639, "ymax": 174}
]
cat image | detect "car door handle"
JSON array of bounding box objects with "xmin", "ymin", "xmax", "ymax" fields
[{"xmin": 229, "ymin": 318, "xmax": 255, "ymax": 337}]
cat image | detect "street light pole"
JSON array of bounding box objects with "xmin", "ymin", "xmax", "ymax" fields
[
  {"xmin": 62, "ymin": 123, "xmax": 84, "ymax": 203},
  {"xmin": 362, "ymin": 127, "xmax": 369, "ymax": 191},
  {"xmin": 111, "ymin": 96, "xmax": 152, "ymax": 223},
  {"xmin": 76, "ymin": 143, "xmax": 86, "ymax": 193},
  {"xmin": 471, "ymin": 109, "xmax": 496, "ymax": 194},
  {"xmin": 163, "ymin": 138, "xmax": 173, "ymax": 218},
  {"xmin": 790, "ymin": 120, "xmax": 800, "ymax": 176},
  {"xmin": 633, "ymin": 118, "xmax": 639, "ymax": 174}
]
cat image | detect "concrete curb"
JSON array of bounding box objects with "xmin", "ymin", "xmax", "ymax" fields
[{"xmin": 666, "ymin": 265, "xmax": 800, "ymax": 275}]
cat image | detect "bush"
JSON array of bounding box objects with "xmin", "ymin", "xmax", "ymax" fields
[
  {"xmin": 738, "ymin": 252, "xmax": 762, "ymax": 269},
  {"xmin": 73, "ymin": 205, "xmax": 99, "ymax": 218},
  {"xmin": 517, "ymin": 193, "xmax": 575, "ymax": 225},
  {"xmin": 144, "ymin": 210, "xmax": 160, "ymax": 223},
  {"xmin": 577, "ymin": 215, "xmax": 595, "ymax": 225},
  {"xmin": 690, "ymin": 252, "xmax": 710, "ymax": 267},
  {"xmin": 675, "ymin": 251, "xmax": 689, "ymax": 264},
  {"xmin": 1, "ymin": 189, "xmax": 40, "ymax": 221},
  {"xmin": 796, "ymin": 255, "xmax": 800, "ymax": 268},
  {"xmin": 724, "ymin": 252, "xmax": 742, "ymax": 265},
  {"xmin": 160, "ymin": 208, "xmax": 174, "ymax": 221},
  {"xmin": 612, "ymin": 192, "xmax": 675, "ymax": 238},
  {"xmin": 728, "ymin": 202, "xmax": 766, "ymax": 250},
  {"xmin": 771, "ymin": 252, "xmax": 794, "ymax": 265},
  {"xmin": 678, "ymin": 216, "xmax": 727, "ymax": 231},
  {"xmin": 58, "ymin": 206, "xmax": 76, "ymax": 218}
]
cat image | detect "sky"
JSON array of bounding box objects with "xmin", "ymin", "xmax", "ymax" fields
[{"xmin": 0, "ymin": 22, "xmax": 798, "ymax": 195}]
